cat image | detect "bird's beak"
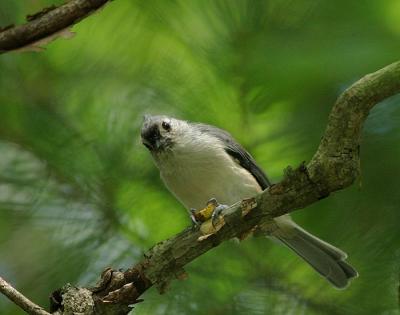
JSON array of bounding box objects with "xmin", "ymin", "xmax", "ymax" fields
[
  {"xmin": 142, "ymin": 137, "xmax": 163, "ymax": 151},
  {"xmin": 141, "ymin": 117, "xmax": 162, "ymax": 151},
  {"xmin": 142, "ymin": 137, "xmax": 154, "ymax": 150}
]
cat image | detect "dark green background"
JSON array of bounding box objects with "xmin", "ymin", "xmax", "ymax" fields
[{"xmin": 1, "ymin": 1, "xmax": 400, "ymax": 314}]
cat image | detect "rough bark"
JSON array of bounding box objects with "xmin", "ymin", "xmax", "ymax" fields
[
  {"xmin": 47, "ymin": 61, "xmax": 400, "ymax": 314},
  {"xmin": 0, "ymin": 0, "xmax": 111, "ymax": 53}
]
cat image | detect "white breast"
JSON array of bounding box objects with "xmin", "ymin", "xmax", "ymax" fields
[{"xmin": 155, "ymin": 134, "xmax": 262, "ymax": 210}]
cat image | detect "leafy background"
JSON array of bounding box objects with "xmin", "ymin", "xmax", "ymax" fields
[{"xmin": 1, "ymin": 1, "xmax": 400, "ymax": 314}]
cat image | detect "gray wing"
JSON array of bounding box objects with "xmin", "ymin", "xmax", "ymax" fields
[{"xmin": 193, "ymin": 123, "xmax": 271, "ymax": 190}]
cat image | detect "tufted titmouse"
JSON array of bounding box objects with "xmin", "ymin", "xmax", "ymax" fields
[{"xmin": 141, "ymin": 115, "xmax": 357, "ymax": 288}]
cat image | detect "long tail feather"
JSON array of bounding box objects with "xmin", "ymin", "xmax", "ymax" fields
[{"xmin": 275, "ymin": 224, "xmax": 358, "ymax": 288}]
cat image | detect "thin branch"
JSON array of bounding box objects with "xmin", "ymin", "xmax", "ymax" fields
[
  {"xmin": 0, "ymin": 0, "xmax": 112, "ymax": 53},
  {"xmin": 0, "ymin": 276, "xmax": 51, "ymax": 315},
  {"xmin": 49, "ymin": 61, "xmax": 400, "ymax": 315}
]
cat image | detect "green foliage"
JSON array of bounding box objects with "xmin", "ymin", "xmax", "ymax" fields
[{"xmin": 1, "ymin": 1, "xmax": 400, "ymax": 314}]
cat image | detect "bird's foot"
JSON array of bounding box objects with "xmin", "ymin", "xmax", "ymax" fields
[
  {"xmin": 207, "ymin": 198, "xmax": 229, "ymax": 227},
  {"xmin": 188, "ymin": 198, "xmax": 228, "ymax": 228},
  {"xmin": 189, "ymin": 208, "xmax": 200, "ymax": 229}
]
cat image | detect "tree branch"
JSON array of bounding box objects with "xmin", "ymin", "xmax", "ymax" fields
[
  {"xmin": 0, "ymin": 276, "xmax": 51, "ymax": 315},
  {"xmin": 47, "ymin": 61, "xmax": 400, "ymax": 315},
  {"xmin": 0, "ymin": 0, "xmax": 111, "ymax": 53}
]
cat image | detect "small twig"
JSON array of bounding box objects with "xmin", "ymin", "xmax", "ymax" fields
[
  {"xmin": 0, "ymin": 276, "xmax": 51, "ymax": 315},
  {"xmin": 0, "ymin": 0, "xmax": 112, "ymax": 53}
]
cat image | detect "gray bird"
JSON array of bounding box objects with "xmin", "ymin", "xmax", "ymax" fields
[{"xmin": 141, "ymin": 115, "xmax": 358, "ymax": 288}]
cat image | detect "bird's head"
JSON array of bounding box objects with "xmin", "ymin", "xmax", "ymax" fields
[{"xmin": 141, "ymin": 115, "xmax": 188, "ymax": 154}]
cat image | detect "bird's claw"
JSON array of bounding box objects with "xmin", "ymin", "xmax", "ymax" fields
[
  {"xmin": 188, "ymin": 198, "xmax": 228, "ymax": 229},
  {"xmin": 208, "ymin": 198, "xmax": 228, "ymax": 228},
  {"xmin": 189, "ymin": 208, "xmax": 200, "ymax": 229}
]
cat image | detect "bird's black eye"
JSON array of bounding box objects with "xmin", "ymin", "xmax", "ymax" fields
[{"xmin": 162, "ymin": 120, "xmax": 171, "ymax": 131}]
